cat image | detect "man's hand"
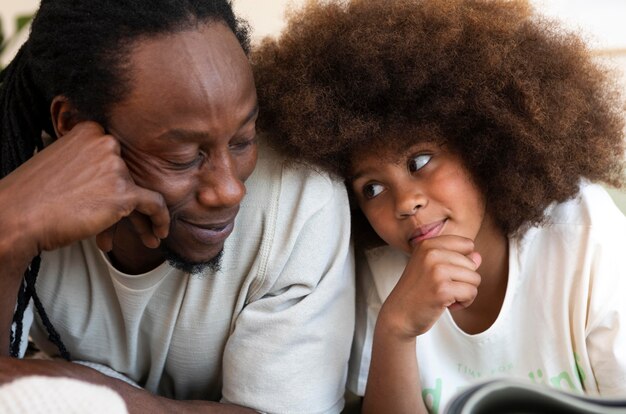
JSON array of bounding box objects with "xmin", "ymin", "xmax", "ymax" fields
[
  {"xmin": 0, "ymin": 121, "xmax": 170, "ymax": 255},
  {"xmin": 0, "ymin": 121, "xmax": 170, "ymax": 355},
  {"xmin": 377, "ymin": 235, "xmax": 482, "ymax": 340}
]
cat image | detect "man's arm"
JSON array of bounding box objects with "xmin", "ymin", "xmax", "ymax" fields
[
  {"xmin": 0, "ymin": 212, "xmax": 35, "ymax": 355},
  {"xmin": 0, "ymin": 357, "xmax": 255, "ymax": 413},
  {"xmin": 0, "ymin": 122, "xmax": 170, "ymax": 356},
  {"xmin": 221, "ymin": 170, "xmax": 355, "ymax": 413}
]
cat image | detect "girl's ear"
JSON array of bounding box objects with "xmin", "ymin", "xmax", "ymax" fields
[{"xmin": 50, "ymin": 95, "xmax": 82, "ymax": 138}]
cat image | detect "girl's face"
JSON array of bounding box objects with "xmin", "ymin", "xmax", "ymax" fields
[{"xmin": 350, "ymin": 141, "xmax": 489, "ymax": 254}]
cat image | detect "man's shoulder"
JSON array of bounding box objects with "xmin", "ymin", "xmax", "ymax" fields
[
  {"xmin": 246, "ymin": 138, "xmax": 345, "ymax": 211},
  {"xmin": 228, "ymin": 137, "xmax": 352, "ymax": 300}
]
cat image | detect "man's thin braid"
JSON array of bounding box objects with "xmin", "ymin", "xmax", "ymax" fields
[
  {"xmin": 1, "ymin": 0, "xmax": 251, "ymax": 360},
  {"xmin": 8, "ymin": 256, "xmax": 70, "ymax": 360},
  {"xmin": 1, "ymin": 44, "xmax": 69, "ymax": 360},
  {"xmin": 9, "ymin": 279, "xmax": 27, "ymax": 357},
  {"xmin": 26, "ymin": 255, "xmax": 71, "ymax": 360},
  {"xmin": 0, "ymin": 45, "xmax": 45, "ymax": 177}
]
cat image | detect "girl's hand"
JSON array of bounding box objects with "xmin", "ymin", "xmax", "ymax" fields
[{"xmin": 377, "ymin": 235, "xmax": 481, "ymax": 340}]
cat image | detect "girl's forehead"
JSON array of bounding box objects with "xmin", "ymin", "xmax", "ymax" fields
[{"xmin": 350, "ymin": 138, "xmax": 444, "ymax": 167}]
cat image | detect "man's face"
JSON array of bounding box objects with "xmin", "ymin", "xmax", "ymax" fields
[{"xmin": 107, "ymin": 22, "xmax": 258, "ymax": 270}]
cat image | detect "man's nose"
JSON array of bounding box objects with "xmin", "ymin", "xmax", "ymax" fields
[{"xmin": 197, "ymin": 153, "xmax": 246, "ymax": 209}]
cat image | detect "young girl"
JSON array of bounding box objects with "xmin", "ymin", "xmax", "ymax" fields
[{"xmin": 254, "ymin": 0, "xmax": 626, "ymax": 412}]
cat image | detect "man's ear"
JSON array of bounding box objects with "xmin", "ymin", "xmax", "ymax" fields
[{"xmin": 50, "ymin": 96, "xmax": 82, "ymax": 138}]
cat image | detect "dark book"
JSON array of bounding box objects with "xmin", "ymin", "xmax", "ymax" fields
[{"xmin": 445, "ymin": 379, "xmax": 626, "ymax": 414}]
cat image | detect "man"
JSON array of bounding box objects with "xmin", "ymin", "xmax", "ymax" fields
[{"xmin": 0, "ymin": 1, "xmax": 354, "ymax": 413}]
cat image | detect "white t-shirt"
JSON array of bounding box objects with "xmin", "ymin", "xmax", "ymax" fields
[
  {"xmin": 23, "ymin": 141, "xmax": 356, "ymax": 414},
  {"xmin": 348, "ymin": 183, "xmax": 626, "ymax": 413}
]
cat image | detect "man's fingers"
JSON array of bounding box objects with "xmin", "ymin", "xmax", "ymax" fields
[
  {"xmin": 127, "ymin": 212, "xmax": 161, "ymax": 249},
  {"xmin": 127, "ymin": 186, "xmax": 170, "ymax": 240},
  {"xmin": 96, "ymin": 225, "xmax": 116, "ymax": 252},
  {"xmin": 94, "ymin": 183, "xmax": 169, "ymax": 252}
]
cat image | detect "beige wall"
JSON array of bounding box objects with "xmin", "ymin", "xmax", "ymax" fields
[
  {"xmin": 0, "ymin": 0, "xmax": 302, "ymax": 60},
  {"xmin": 1, "ymin": 0, "xmax": 625, "ymax": 211},
  {"xmin": 1, "ymin": 0, "xmax": 624, "ymax": 61},
  {"xmin": 233, "ymin": 0, "xmax": 305, "ymax": 44}
]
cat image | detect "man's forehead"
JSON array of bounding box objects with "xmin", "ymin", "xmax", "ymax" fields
[
  {"xmin": 153, "ymin": 105, "xmax": 259, "ymax": 143},
  {"xmin": 105, "ymin": 22, "xmax": 256, "ymax": 145}
]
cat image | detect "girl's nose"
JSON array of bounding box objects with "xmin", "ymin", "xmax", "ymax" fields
[{"xmin": 395, "ymin": 189, "xmax": 427, "ymax": 219}]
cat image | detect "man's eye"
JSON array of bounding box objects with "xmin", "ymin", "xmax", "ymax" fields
[
  {"xmin": 170, "ymin": 154, "xmax": 202, "ymax": 169},
  {"xmin": 230, "ymin": 137, "xmax": 257, "ymax": 151},
  {"xmin": 363, "ymin": 183, "xmax": 385, "ymax": 199},
  {"xmin": 408, "ymin": 154, "xmax": 432, "ymax": 173}
]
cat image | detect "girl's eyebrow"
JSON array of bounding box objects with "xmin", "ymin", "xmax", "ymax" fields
[
  {"xmin": 349, "ymin": 165, "xmax": 379, "ymax": 183},
  {"xmin": 348, "ymin": 141, "xmax": 439, "ymax": 182},
  {"xmin": 347, "ymin": 172, "xmax": 364, "ymax": 183},
  {"xmin": 348, "ymin": 169, "xmax": 368, "ymax": 183}
]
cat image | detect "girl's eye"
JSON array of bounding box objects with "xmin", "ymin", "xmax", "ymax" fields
[
  {"xmin": 408, "ymin": 154, "xmax": 432, "ymax": 173},
  {"xmin": 363, "ymin": 183, "xmax": 385, "ymax": 199}
]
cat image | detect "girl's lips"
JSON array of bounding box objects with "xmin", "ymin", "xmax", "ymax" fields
[{"xmin": 409, "ymin": 219, "xmax": 447, "ymax": 246}]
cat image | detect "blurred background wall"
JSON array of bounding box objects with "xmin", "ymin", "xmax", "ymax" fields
[{"xmin": 1, "ymin": 0, "xmax": 625, "ymax": 211}]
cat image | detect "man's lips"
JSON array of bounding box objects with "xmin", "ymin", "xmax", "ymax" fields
[
  {"xmin": 177, "ymin": 217, "xmax": 236, "ymax": 245},
  {"xmin": 409, "ymin": 219, "xmax": 447, "ymax": 246}
]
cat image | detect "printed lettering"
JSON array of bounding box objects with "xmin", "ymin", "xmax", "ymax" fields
[
  {"xmin": 550, "ymin": 371, "xmax": 576, "ymax": 391},
  {"xmin": 422, "ymin": 378, "xmax": 443, "ymax": 414},
  {"xmin": 528, "ymin": 369, "xmax": 547, "ymax": 386},
  {"xmin": 456, "ymin": 363, "xmax": 482, "ymax": 378}
]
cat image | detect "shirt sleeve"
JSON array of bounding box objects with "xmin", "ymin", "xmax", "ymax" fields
[
  {"xmin": 585, "ymin": 218, "xmax": 626, "ymax": 396},
  {"xmin": 347, "ymin": 249, "xmax": 381, "ymax": 397},
  {"xmin": 221, "ymin": 173, "xmax": 355, "ymax": 414}
]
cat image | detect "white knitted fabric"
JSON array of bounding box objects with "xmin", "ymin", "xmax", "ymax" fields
[{"xmin": 0, "ymin": 376, "xmax": 128, "ymax": 413}]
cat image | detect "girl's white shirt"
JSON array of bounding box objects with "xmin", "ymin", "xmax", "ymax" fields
[{"xmin": 349, "ymin": 183, "xmax": 626, "ymax": 413}]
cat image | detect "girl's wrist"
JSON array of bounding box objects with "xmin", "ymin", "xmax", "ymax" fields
[{"xmin": 376, "ymin": 305, "xmax": 421, "ymax": 343}]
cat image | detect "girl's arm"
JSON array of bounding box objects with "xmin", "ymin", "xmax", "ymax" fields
[
  {"xmin": 362, "ymin": 235, "xmax": 481, "ymax": 414},
  {"xmin": 363, "ymin": 310, "xmax": 425, "ymax": 413}
]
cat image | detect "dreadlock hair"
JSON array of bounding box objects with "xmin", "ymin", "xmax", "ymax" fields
[{"xmin": 1, "ymin": 0, "xmax": 250, "ymax": 359}]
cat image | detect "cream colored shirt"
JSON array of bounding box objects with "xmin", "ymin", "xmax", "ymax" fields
[
  {"xmin": 26, "ymin": 142, "xmax": 355, "ymax": 414},
  {"xmin": 349, "ymin": 184, "xmax": 626, "ymax": 413}
]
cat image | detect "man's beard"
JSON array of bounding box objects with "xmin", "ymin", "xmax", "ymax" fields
[{"xmin": 162, "ymin": 246, "xmax": 224, "ymax": 275}]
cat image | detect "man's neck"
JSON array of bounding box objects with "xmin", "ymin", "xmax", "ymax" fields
[{"xmin": 108, "ymin": 218, "xmax": 166, "ymax": 275}]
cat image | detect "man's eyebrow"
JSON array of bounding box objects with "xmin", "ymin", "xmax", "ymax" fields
[
  {"xmin": 158, "ymin": 104, "xmax": 259, "ymax": 141},
  {"xmin": 243, "ymin": 104, "xmax": 259, "ymax": 126}
]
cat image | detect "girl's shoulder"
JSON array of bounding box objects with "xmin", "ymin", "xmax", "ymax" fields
[
  {"xmin": 512, "ymin": 182, "xmax": 626, "ymax": 286},
  {"xmin": 544, "ymin": 182, "xmax": 625, "ymax": 231}
]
